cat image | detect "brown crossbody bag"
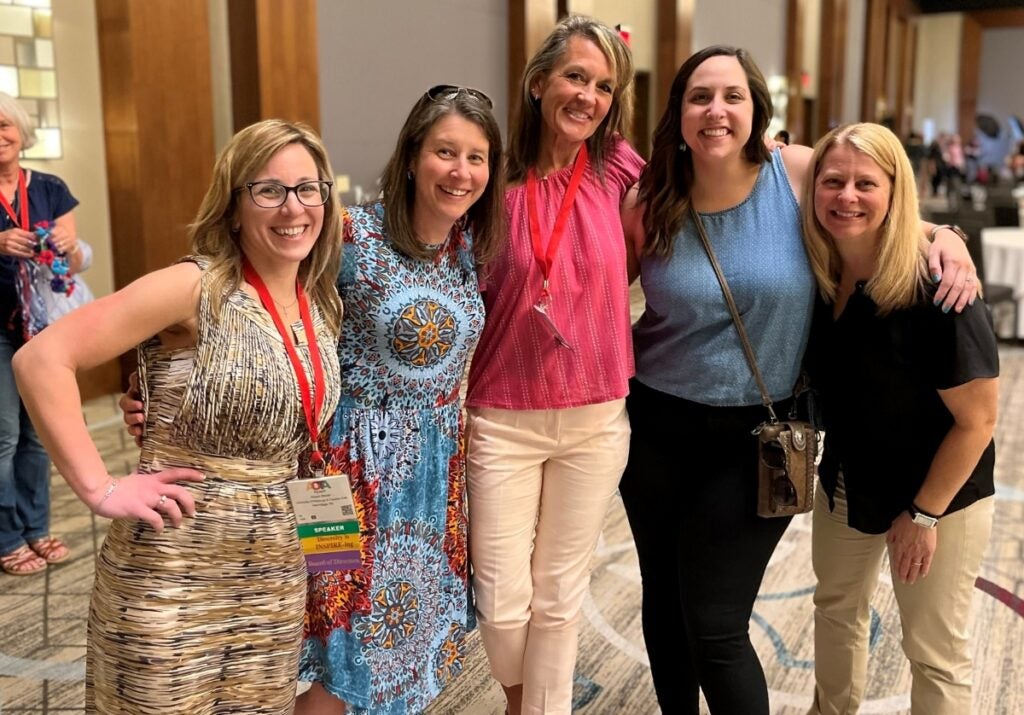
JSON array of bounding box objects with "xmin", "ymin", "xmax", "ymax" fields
[{"xmin": 689, "ymin": 205, "xmax": 817, "ymax": 517}]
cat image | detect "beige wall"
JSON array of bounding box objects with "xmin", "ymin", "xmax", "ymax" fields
[
  {"xmin": 23, "ymin": 0, "xmax": 114, "ymax": 298},
  {"xmin": 316, "ymin": 0, "xmax": 508, "ymax": 203},
  {"xmin": 913, "ymin": 12, "xmax": 962, "ymax": 139},
  {"xmin": 978, "ymin": 27, "xmax": 1024, "ymax": 136}
]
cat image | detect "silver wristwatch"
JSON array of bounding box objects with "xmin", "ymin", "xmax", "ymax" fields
[{"xmin": 908, "ymin": 503, "xmax": 939, "ymax": 529}]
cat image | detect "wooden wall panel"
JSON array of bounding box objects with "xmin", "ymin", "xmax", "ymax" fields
[
  {"xmin": 785, "ymin": 0, "xmax": 807, "ymax": 143},
  {"xmin": 507, "ymin": 0, "xmax": 557, "ymax": 126},
  {"xmin": 958, "ymin": 14, "xmax": 982, "ymax": 143},
  {"xmin": 895, "ymin": 19, "xmax": 916, "ymax": 138},
  {"xmin": 228, "ymin": 0, "xmax": 320, "ymax": 132},
  {"xmin": 816, "ymin": 0, "xmax": 847, "ymax": 138},
  {"xmin": 655, "ymin": 0, "xmax": 693, "ymax": 116},
  {"xmin": 972, "ymin": 8, "xmax": 1024, "ymax": 28},
  {"xmin": 861, "ymin": 0, "xmax": 888, "ymax": 121},
  {"xmin": 96, "ymin": 0, "xmax": 215, "ymax": 392}
]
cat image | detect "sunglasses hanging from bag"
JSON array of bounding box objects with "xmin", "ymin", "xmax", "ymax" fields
[{"xmin": 688, "ymin": 205, "xmax": 817, "ymax": 518}]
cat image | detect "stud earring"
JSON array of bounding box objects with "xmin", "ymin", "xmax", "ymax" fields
[
  {"xmin": 679, "ymin": 141, "xmax": 688, "ymax": 152},
  {"xmin": 407, "ymin": 170, "xmax": 414, "ymax": 181}
]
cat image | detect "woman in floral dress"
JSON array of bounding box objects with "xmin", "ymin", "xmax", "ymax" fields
[{"xmin": 295, "ymin": 86, "xmax": 505, "ymax": 714}]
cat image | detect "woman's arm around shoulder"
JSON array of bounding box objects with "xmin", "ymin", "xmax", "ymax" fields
[
  {"xmin": 621, "ymin": 184, "xmax": 644, "ymax": 284},
  {"xmin": 921, "ymin": 221, "xmax": 978, "ymax": 313},
  {"xmin": 13, "ymin": 262, "xmax": 206, "ymax": 529},
  {"xmin": 780, "ymin": 143, "xmax": 813, "ymax": 205}
]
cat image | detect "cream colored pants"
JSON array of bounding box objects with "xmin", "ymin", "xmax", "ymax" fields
[
  {"xmin": 466, "ymin": 400, "xmax": 629, "ymax": 715},
  {"xmin": 810, "ymin": 482, "xmax": 994, "ymax": 715}
]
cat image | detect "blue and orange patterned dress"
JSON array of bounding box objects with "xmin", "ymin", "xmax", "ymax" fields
[{"xmin": 299, "ymin": 202, "xmax": 481, "ymax": 713}]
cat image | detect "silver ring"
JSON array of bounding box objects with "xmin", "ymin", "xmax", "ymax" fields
[
  {"xmin": 912, "ymin": 561, "xmax": 923, "ymax": 566},
  {"xmin": 157, "ymin": 494, "xmax": 167, "ymax": 508}
]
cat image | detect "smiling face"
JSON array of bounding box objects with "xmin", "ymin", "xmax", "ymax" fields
[
  {"xmin": 533, "ymin": 36, "xmax": 615, "ymax": 150},
  {"xmin": 235, "ymin": 142, "xmax": 324, "ymax": 270},
  {"xmin": 0, "ymin": 112, "xmax": 23, "ymax": 166},
  {"xmin": 813, "ymin": 143, "xmax": 892, "ymax": 246},
  {"xmin": 680, "ymin": 55, "xmax": 754, "ymax": 161},
  {"xmin": 410, "ymin": 112, "xmax": 490, "ymax": 239}
]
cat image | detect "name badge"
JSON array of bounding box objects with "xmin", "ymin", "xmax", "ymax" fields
[{"xmin": 286, "ymin": 475, "xmax": 361, "ymax": 572}]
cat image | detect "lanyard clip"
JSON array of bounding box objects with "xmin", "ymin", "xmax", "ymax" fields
[{"xmin": 309, "ymin": 450, "xmax": 326, "ymax": 479}]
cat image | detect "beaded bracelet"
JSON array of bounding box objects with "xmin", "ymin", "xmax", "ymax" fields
[{"xmin": 98, "ymin": 479, "xmax": 119, "ymax": 505}]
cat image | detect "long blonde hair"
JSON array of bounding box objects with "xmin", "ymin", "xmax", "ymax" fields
[
  {"xmin": 189, "ymin": 120, "xmax": 343, "ymax": 333},
  {"xmin": 802, "ymin": 123, "xmax": 929, "ymax": 314}
]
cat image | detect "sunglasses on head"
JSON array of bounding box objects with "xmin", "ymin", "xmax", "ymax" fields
[
  {"xmin": 761, "ymin": 440, "xmax": 798, "ymax": 508},
  {"xmin": 425, "ymin": 84, "xmax": 494, "ymax": 109}
]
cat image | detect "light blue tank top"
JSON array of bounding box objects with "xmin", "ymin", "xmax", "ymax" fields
[{"xmin": 633, "ymin": 150, "xmax": 815, "ymax": 406}]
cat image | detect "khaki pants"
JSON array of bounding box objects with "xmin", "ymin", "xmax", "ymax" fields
[
  {"xmin": 810, "ymin": 482, "xmax": 994, "ymax": 715},
  {"xmin": 466, "ymin": 400, "xmax": 629, "ymax": 715}
]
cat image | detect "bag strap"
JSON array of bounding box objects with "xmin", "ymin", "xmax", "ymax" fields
[{"xmin": 688, "ymin": 204, "xmax": 778, "ymax": 423}]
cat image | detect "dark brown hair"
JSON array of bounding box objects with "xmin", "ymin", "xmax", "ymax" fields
[
  {"xmin": 638, "ymin": 45, "xmax": 773, "ymax": 256},
  {"xmin": 379, "ymin": 91, "xmax": 505, "ymax": 265}
]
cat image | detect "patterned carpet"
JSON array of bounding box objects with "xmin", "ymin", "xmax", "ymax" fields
[{"xmin": 1, "ymin": 334, "xmax": 1021, "ymax": 713}]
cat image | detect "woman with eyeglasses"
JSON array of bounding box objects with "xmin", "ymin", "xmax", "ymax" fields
[
  {"xmin": 463, "ymin": 15, "xmax": 642, "ymax": 715},
  {"xmin": 292, "ymin": 87, "xmax": 505, "ymax": 714},
  {"xmin": 803, "ymin": 123, "xmax": 997, "ymax": 715},
  {"xmin": 13, "ymin": 119, "xmax": 343, "ymax": 713},
  {"xmin": 619, "ymin": 47, "xmax": 978, "ymax": 714}
]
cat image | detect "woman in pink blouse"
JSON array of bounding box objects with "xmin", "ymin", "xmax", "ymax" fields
[{"xmin": 464, "ymin": 15, "xmax": 643, "ymax": 715}]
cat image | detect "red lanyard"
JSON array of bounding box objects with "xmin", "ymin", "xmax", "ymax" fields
[
  {"xmin": 526, "ymin": 143, "xmax": 588, "ymax": 299},
  {"xmin": 241, "ymin": 256, "xmax": 327, "ymax": 474},
  {"xmin": 0, "ymin": 169, "xmax": 29, "ymax": 231}
]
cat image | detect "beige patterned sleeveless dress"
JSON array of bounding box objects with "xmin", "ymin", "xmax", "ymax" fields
[{"xmin": 86, "ymin": 258, "xmax": 340, "ymax": 714}]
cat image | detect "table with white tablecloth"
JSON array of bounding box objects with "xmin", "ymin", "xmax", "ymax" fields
[{"xmin": 981, "ymin": 227, "xmax": 1024, "ymax": 338}]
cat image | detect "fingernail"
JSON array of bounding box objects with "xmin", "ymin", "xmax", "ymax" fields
[
  {"xmin": 932, "ymin": 273, "xmax": 941, "ymax": 282},
  {"xmin": 933, "ymin": 297, "xmax": 941, "ymax": 306},
  {"xmin": 969, "ymin": 298, "xmax": 975, "ymax": 306},
  {"xmin": 942, "ymin": 304, "xmax": 951, "ymax": 314}
]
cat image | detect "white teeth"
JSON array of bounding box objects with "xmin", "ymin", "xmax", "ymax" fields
[
  {"xmin": 273, "ymin": 227, "xmax": 304, "ymax": 236},
  {"xmin": 703, "ymin": 128, "xmax": 728, "ymax": 137},
  {"xmin": 441, "ymin": 187, "xmax": 469, "ymax": 197},
  {"xmin": 566, "ymin": 109, "xmax": 590, "ymax": 121},
  {"xmin": 834, "ymin": 211, "xmax": 861, "ymax": 218}
]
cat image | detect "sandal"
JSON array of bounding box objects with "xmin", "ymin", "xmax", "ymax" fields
[
  {"xmin": 29, "ymin": 536, "xmax": 70, "ymax": 564},
  {"xmin": 1, "ymin": 544, "xmax": 48, "ymax": 575}
]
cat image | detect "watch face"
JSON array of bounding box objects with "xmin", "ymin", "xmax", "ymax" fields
[{"xmin": 912, "ymin": 513, "xmax": 938, "ymax": 529}]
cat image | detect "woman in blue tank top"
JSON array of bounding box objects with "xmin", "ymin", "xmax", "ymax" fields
[{"xmin": 618, "ymin": 46, "xmax": 978, "ymax": 714}]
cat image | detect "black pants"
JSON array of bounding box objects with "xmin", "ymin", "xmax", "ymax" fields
[{"xmin": 619, "ymin": 380, "xmax": 792, "ymax": 715}]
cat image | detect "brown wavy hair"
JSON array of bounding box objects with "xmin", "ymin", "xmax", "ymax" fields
[
  {"xmin": 189, "ymin": 119, "xmax": 343, "ymax": 333},
  {"xmin": 638, "ymin": 45, "xmax": 773, "ymax": 256},
  {"xmin": 379, "ymin": 90, "xmax": 506, "ymax": 265}
]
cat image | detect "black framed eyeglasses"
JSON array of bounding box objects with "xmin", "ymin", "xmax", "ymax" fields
[
  {"xmin": 425, "ymin": 84, "xmax": 494, "ymax": 109},
  {"xmin": 240, "ymin": 180, "xmax": 333, "ymax": 209},
  {"xmin": 761, "ymin": 441, "xmax": 798, "ymax": 507}
]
